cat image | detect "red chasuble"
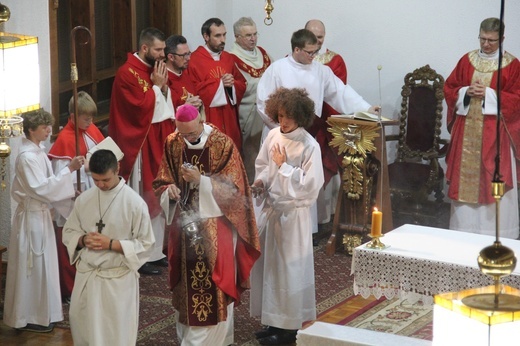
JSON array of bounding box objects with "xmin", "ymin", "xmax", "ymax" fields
[
  {"xmin": 109, "ymin": 52, "xmax": 175, "ymax": 217},
  {"xmin": 308, "ymin": 50, "xmax": 349, "ymax": 185},
  {"xmin": 153, "ymin": 125, "xmax": 260, "ymax": 326},
  {"xmin": 445, "ymin": 50, "xmax": 520, "ymax": 204},
  {"xmin": 188, "ymin": 46, "xmax": 246, "ymax": 151},
  {"xmin": 167, "ymin": 69, "xmax": 198, "ymax": 110}
]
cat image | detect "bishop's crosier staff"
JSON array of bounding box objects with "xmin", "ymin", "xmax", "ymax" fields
[{"xmin": 70, "ymin": 26, "xmax": 91, "ymax": 192}]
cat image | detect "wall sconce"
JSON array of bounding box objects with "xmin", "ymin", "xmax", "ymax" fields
[{"xmin": 0, "ymin": 27, "xmax": 40, "ymax": 189}]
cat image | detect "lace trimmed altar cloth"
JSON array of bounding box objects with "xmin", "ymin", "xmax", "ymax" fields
[{"xmin": 351, "ymin": 224, "xmax": 520, "ymax": 305}]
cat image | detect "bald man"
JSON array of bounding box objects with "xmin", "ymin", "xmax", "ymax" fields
[{"xmin": 304, "ymin": 19, "xmax": 347, "ymax": 236}]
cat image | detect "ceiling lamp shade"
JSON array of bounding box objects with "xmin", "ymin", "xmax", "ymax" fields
[
  {"xmin": 0, "ymin": 32, "xmax": 40, "ymax": 189},
  {"xmin": 0, "ymin": 32, "xmax": 40, "ymax": 118}
]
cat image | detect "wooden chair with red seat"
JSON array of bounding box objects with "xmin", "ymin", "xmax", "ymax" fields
[{"xmin": 387, "ymin": 64, "xmax": 448, "ymax": 226}]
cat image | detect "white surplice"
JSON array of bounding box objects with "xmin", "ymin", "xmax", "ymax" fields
[
  {"xmin": 62, "ymin": 178, "xmax": 155, "ymax": 346},
  {"xmin": 250, "ymin": 127, "xmax": 324, "ymax": 330},
  {"xmin": 256, "ymin": 56, "xmax": 371, "ymax": 138},
  {"xmin": 3, "ymin": 138, "xmax": 76, "ymax": 328}
]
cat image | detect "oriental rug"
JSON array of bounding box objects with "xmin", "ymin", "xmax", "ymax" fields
[{"xmin": 1, "ymin": 235, "xmax": 432, "ymax": 345}]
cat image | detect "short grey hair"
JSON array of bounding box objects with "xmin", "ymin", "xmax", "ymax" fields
[{"xmin": 233, "ymin": 17, "xmax": 256, "ymax": 36}]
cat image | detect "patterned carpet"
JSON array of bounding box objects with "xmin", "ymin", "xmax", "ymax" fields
[
  {"xmin": 134, "ymin": 237, "xmax": 432, "ymax": 345},
  {"xmin": 0, "ymin": 231, "xmax": 431, "ymax": 345},
  {"xmin": 343, "ymin": 297, "xmax": 433, "ymax": 340}
]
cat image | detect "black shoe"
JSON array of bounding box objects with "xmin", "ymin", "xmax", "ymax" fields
[
  {"xmin": 258, "ymin": 330, "xmax": 297, "ymax": 345},
  {"xmin": 254, "ymin": 326, "xmax": 283, "ymax": 339},
  {"xmin": 17, "ymin": 323, "xmax": 54, "ymax": 333},
  {"xmin": 138, "ymin": 263, "xmax": 162, "ymax": 275},
  {"xmin": 149, "ymin": 257, "xmax": 169, "ymax": 267}
]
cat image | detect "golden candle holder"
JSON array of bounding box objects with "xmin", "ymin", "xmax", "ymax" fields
[{"xmin": 365, "ymin": 234, "xmax": 388, "ymax": 250}]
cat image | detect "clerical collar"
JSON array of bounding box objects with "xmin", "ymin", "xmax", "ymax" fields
[
  {"xmin": 478, "ymin": 49, "xmax": 499, "ymax": 60},
  {"xmin": 204, "ymin": 46, "xmax": 222, "ymax": 61},
  {"xmin": 134, "ymin": 52, "xmax": 152, "ymax": 67},
  {"xmin": 167, "ymin": 67, "xmax": 182, "ymax": 76},
  {"xmin": 235, "ymin": 42, "xmax": 257, "ymax": 56},
  {"xmin": 183, "ymin": 123, "xmax": 211, "ymax": 149}
]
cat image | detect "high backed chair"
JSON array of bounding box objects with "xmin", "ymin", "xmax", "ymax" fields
[{"xmin": 387, "ymin": 65, "xmax": 448, "ymax": 225}]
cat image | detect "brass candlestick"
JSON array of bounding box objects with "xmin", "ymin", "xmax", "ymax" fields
[{"xmin": 366, "ymin": 233, "xmax": 388, "ymax": 250}]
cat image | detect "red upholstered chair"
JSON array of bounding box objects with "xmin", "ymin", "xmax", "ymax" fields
[{"xmin": 387, "ymin": 65, "xmax": 448, "ymax": 223}]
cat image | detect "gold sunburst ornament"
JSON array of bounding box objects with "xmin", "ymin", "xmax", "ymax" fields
[{"xmin": 328, "ymin": 123, "xmax": 379, "ymax": 157}]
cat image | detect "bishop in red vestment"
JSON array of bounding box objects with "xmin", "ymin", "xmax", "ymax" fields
[{"xmin": 153, "ymin": 104, "xmax": 260, "ymax": 345}]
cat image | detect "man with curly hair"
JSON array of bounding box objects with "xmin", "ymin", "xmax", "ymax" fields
[{"xmin": 250, "ymin": 87, "xmax": 324, "ymax": 345}]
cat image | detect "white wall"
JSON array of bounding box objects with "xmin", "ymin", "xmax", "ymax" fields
[
  {"xmin": 183, "ymin": 0, "xmax": 520, "ymax": 197},
  {"xmin": 183, "ymin": 0, "xmax": 520, "ymax": 124}
]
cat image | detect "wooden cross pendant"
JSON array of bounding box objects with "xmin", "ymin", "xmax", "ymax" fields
[{"xmin": 96, "ymin": 219, "xmax": 106, "ymax": 233}]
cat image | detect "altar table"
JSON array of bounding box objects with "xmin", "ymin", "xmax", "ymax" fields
[
  {"xmin": 297, "ymin": 322, "xmax": 432, "ymax": 346},
  {"xmin": 351, "ymin": 224, "xmax": 520, "ymax": 304}
]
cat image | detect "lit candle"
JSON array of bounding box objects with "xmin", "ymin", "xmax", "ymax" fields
[{"xmin": 371, "ymin": 208, "xmax": 382, "ymax": 237}]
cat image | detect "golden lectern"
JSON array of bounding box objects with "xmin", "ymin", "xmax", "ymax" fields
[{"xmin": 325, "ymin": 116, "xmax": 395, "ymax": 255}]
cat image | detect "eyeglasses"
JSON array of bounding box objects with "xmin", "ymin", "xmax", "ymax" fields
[
  {"xmin": 478, "ymin": 36, "xmax": 500, "ymax": 44},
  {"xmin": 301, "ymin": 48, "xmax": 319, "ymax": 57},
  {"xmin": 172, "ymin": 51, "xmax": 192, "ymax": 58},
  {"xmin": 238, "ymin": 33, "xmax": 259, "ymax": 39}
]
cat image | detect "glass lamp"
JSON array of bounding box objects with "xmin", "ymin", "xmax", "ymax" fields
[{"xmin": 0, "ymin": 32, "xmax": 40, "ymax": 189}]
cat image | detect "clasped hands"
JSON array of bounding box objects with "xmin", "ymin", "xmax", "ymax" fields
[
  {"xmin": 467, "ymin": 80, "xmax": 486, "ymax": 99},
  {"xmin": 221, "ymin": 73, "xmax": 234, "ymax": 87},
  {"xmin": 82, "ymin": 232, "xmax": 111, "ymax": 251}
]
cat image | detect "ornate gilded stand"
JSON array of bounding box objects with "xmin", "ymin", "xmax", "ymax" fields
[{"xmin": 325, "ymin": 117, "xmax": 394, "ymax": 255}]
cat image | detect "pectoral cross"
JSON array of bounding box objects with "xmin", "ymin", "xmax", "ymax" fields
[{"xmin": 96, "ymin": 219, "xmax": 105, "ymax": 233}]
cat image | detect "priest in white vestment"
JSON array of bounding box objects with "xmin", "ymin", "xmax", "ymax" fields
[
  {"xmin": 250, "ymin": 88, "xmax": 324, "ymax": 345},
  {"xmin": 63, "ymin": 149, "xmax": 155, "ymax": 346},
  {"xmin": 3, "ymin": 109, "xmax": 84, "ymax": 333}
]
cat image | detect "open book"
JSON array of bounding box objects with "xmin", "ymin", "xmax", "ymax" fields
[{"xmin": 331, "ymin": 111, "xmax": 392, "ymax": 122}]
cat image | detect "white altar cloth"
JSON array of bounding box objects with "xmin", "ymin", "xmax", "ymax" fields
[
  {"xmin": 351, "ymin": 224, "xmax": 520, "ymax": 304},
  {"xmin": 297, "ymin": 322, "xmax": 432, "ymax": 346}
]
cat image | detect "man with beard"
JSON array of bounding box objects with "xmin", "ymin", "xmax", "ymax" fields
[
  {"xmin": 164, "ymin": 34, "xmax": 204, "ymax": 117},
  {"xmin": 109, "ymin": 27, "xmax": 175, "ymax": 275},
  {"xmin": 188, "ymin": 17, "xmax": 247, "ymax": 151}
]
